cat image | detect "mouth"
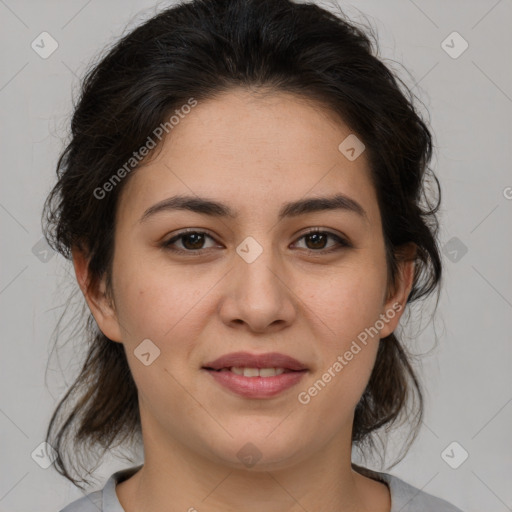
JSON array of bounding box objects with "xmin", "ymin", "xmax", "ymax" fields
[
  {"xmin": 202, "ymin": 351, "xmax": 308, "ymax": 372},
  {"xmin": 202, "ymin": 352, "xmax": 308, "ymax": 398},
  {"xmin": 204, "ymin": 367, "xmax": 299, "ymax": 377}
]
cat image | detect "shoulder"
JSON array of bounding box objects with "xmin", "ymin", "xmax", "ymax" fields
[
  {"xmin": 59, "ymin": 490, "xmax": 103, "ymax": 512},
  {"xmin": 353, "ymin": 464, "xmax": 464, "ymax": 512},
  {"xmin": 58, "ymin": 465, "xmax": 142, "ymax": 512},
  {"xmin": 383, "ymin": 473, "xmax": 464, "ymax": 512}
]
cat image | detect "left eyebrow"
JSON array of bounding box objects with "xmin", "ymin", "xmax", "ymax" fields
[{"xmin": 139, "ymin": 193, "xmax": 369, "ymax": 224}]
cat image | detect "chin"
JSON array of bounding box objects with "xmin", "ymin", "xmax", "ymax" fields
[{"xmin": 200, "ymin": 429, "xmax": 310, "ymax": 471}]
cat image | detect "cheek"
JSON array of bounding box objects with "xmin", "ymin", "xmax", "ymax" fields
[
  {"xmin": 302, "ymin": 260, "xmax": 388, "ymax": 346},
  {"xmin": 113, "ymin": 254, "xmax": 211, "ymax": 341},
  {"xmin": 112, "ymin": 262, "xmax": 210, "ymax": 418},
  {"xmin": 111, "ymin": 256, "xmax": 223, "ymax": 390},
  {"xmin": 295, "ymin": 260, "xmax": 387, "ymax": 407}
]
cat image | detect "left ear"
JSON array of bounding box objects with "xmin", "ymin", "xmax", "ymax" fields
[{"xmin": 378, "ymin": 243, "xmax": 417, "ymax": 339}]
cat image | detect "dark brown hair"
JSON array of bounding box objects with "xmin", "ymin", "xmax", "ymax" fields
[{"xmin": 43, "ymin": 0, "xmax": 442, "ymax": 489}]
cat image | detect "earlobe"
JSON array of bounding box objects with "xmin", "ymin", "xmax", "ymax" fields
[{"xmin": 71, "ymin": 247, "xmax": 123, "ymax": 343}]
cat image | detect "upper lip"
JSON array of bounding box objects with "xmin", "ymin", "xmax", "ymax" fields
[{"xmin": 203, "ymin": 351, "xmax": 308, "ymax": 371}]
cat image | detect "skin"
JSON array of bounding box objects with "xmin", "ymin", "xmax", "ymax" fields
[{"xmin": 73, "ymin": 88, "xmax": 416, "ymax": 512}]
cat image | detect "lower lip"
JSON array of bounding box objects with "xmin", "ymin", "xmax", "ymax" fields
[{"xmin": 204, "ymin": 369, "xmax": 307, "ymax": 398}]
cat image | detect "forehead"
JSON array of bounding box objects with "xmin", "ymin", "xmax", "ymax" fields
[{"xmin": 117, "ymin": 89, "xmax": 380, "ymax": 227}]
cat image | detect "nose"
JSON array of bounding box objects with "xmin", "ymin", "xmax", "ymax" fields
[{"xmin": 218, "ymin": 242, "xmax": 297, "ymax": 334}]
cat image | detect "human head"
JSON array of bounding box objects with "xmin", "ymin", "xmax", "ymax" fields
[{"xmin": 43, "ymin": 0, "xmax": 441, "ymax": 488}]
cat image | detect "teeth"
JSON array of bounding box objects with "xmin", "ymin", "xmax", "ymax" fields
[
  {"xmin": 230, "ymin": 367, "xmax": 286, "ymax": 377},
  {"xmin": 242, "ymin": 367, "xmax": 259, "ymax": 377}
]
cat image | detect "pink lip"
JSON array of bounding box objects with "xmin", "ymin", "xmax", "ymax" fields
[
  {"xmin": 205, "ymin": 369, "xmax": 307, "ymax": 399},
  {"xmin": 202, "ymin": 351, "xmax": 308, "ymax": 399},
  {"xmin": 203, "ymin": 351, "xmax": 308, "ymax": 371}
]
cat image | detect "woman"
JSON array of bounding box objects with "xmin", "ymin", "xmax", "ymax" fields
[{"xmin": 43, "ymin": 0, "xmax": 463, "ymax": 510}]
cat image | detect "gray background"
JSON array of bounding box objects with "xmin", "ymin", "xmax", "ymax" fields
[{"xmin": 1, "ymin": 0, "xmax": 511, "ymax": 510}]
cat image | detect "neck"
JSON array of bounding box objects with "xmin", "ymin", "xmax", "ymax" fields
[{"xmin": 116, "ymin": 418, "xmax": 389, "ymax": 512}]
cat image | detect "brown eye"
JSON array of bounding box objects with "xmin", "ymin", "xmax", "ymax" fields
[
  {"xmin": 293, "ymin": 229, "xmax": 351, "ymax": 253},
  {"xmin": 304, "ymin": 232, "xmax": 329, "ymax": 250},
  {"xmin": 161, "ymin": 228, "xmax": 351, "ymax": 255},
  {"xmin": 180, "ymin": 232, "xmax": 207, "ymax": 250},
  {"xmin": 162, "ymin": 231, "xmax": 218, "ymax": 253}
]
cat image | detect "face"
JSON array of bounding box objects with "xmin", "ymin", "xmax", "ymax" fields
[{"xmin": 76, "ymin": 89, "xmax": 414, "ymax": 470}]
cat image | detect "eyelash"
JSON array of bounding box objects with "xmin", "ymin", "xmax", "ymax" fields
[{"xmin": 161, "ymin": 228, "xmax": 352, "ymax": 256}]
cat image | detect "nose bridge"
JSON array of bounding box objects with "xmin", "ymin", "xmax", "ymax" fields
[
  {"xmin": 220, "ymin": 234, "xmax": 295, "ymax": 331},
  {"xmin": 236, "ymin": 234, "xmax": 284, "ymax": 301}
]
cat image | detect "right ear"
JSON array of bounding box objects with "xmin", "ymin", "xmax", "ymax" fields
[{"xmin": 72, "ymin": 247, "xmax": 123, "ymax": 343}]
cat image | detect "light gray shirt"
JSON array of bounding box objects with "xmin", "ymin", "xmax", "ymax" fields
[{"xmin": 59, "ymin": 464, "xmax": 464, "ymax": 511}]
